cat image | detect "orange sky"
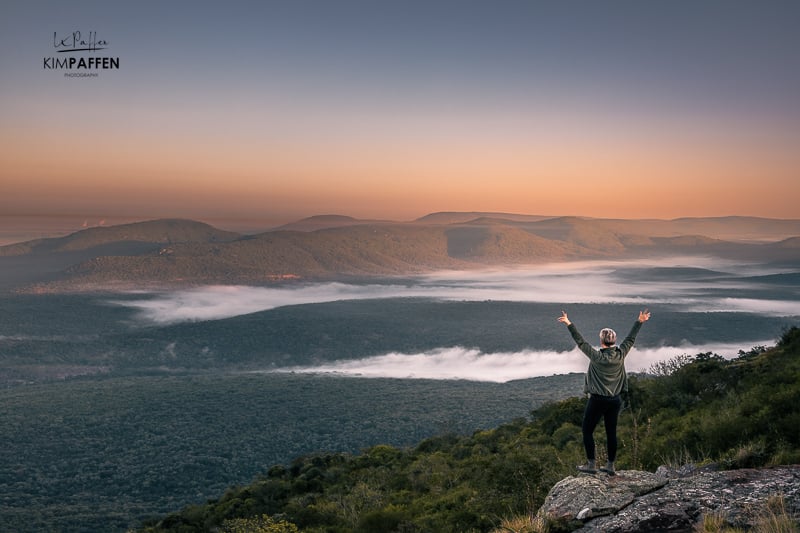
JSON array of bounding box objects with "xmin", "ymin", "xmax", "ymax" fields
[
  {"xmin": 2, "ymin": 2, "xmax": 799, "ymax": 223},
  {"xmin": 3, "ymin": 109, "xmax": 797, "ymax": 222}
]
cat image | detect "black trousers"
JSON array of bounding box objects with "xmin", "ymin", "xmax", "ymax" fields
[{"xmin": 582, "ymin": 393, "xmax": 623, "ymax": 462}]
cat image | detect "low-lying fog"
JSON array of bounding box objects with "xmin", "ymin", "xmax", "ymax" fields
[
  {"xmin": 111, "ymin": 258, "xmax": 798, "ymax": 382},
  {"xmin": 264, "ymin": 341, "xmax": 774, "ymax": 383},
  {"xmin": 118, "ymin": 258, "xmax": 798, "ymax": 323}
]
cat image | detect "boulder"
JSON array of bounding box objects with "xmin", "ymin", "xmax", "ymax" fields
[
  {"xmin": 538, "ymin": 470, "xmax": 667, "ymax": 527},
  {"xmin": 537, "ymin": 465, "xmax": 800, "ymax": 532}
]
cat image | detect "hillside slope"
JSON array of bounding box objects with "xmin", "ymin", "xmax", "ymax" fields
[{"xmin": 139, "ymin": 328, "xmax": 800, "ymax": 533}]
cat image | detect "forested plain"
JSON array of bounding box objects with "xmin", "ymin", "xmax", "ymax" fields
[
  {"xmin": 0, "ymin": 370, "xmax": 583, "ymax": 532},
  {"xmin": 0, "ymin": 272, "xmax": 797, "ymax": 532},
  {"xmin": 141, "ymin": 328, "xmax": 800, "ymax": 533}
]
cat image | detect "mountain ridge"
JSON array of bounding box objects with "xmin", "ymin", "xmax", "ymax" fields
[{"xmin": 2, "ymin": 213, "xmax": 799, "ymax": 292}]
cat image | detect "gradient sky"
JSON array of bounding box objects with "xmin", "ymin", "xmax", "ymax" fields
[{"xmin": 1, "ymin": 1, "xmax": 799, "ymax": 223}]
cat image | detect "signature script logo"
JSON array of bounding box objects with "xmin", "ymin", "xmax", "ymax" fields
[{"xmin": 53, "ymin": 31, "xmax": 108, "ymax": 53}]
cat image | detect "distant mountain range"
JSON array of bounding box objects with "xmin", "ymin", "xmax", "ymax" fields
[{"xmin": 1, "ymin": 213, "xmax": 798, "ymax": 292}]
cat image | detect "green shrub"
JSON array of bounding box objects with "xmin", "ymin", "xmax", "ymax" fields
[{"xmin": 219, "ymin": 514, "xmax": 299, "ymax": 533}]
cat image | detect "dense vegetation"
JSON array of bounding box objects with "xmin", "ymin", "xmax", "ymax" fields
[
  {"xmin": 0, "ymin": 372, "xmax": 581, "ymax": 532},
  {"xmin": 141, "ymin": 327, "xmax": 800, "ymax": 533}
]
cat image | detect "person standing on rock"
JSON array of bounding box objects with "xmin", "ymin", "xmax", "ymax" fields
[{"xmin": 557, "ymin": 309, "xmax": 651, "ymax": 475}]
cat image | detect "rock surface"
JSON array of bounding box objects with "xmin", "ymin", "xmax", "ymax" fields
[
  {"xmin": 540, "ymin": 470, "xmax": 667, "ymax": 523},
  {"xmin": 538, "ymin": 465, "xmax": 800, "ymax": 532}
]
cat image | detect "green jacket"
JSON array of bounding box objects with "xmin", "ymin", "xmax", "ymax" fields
[{"xmin": 567, "ymin": 321, "xmax": 643, "ymax": 396}]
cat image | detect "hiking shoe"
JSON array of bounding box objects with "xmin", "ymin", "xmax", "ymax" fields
[
  {"xmin": 600, "ymin": 462, "xmax": 616, "ymax": 476},
  {"xmin": 577, "ymin": 462, "xmax": 597, "ymax": 474}
]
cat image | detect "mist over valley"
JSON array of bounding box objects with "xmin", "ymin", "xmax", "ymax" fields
[{"xmin": 0, "ymin": 213, "xmax": 798, "ymax": 531}]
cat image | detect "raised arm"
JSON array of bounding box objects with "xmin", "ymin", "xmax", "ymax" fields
[
  {"xmin": 558, "ymin": 310, "xmax": 600, "ymax": 360},
  {"xmin": 619, "ymin": 309, "xmax": 651, "ymax": 355}
]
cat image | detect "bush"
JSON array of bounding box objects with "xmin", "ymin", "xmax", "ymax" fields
[
  {"xmin": 355, "ymin": 504, "xmax": 407, "ymax": 533},
  {"xmin": 219, "ymin": 514, "xmax": 299, "ymax": 533}
]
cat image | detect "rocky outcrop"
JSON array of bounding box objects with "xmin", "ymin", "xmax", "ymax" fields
[{"xmin": 538, "ymin": 465, "xmax": 800, "ymax": 532}]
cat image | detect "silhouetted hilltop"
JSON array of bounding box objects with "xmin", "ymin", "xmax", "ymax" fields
[
  {"xmin": 572, "ymin": 216, "xmax": 800, "ymax": 242},
  {"xmin": 415, "ymin": 211, "xmax": 552, "ymax": 224},
  {"xmin": 666, "ymin": 216, "xmax": 800, "ymax": 242},
  {"xmin": 275, "ymin": 214, "xmax": 394, "ymax": 232}
]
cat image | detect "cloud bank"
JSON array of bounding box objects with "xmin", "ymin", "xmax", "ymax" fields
[{"xmin": 265, "ymin": 340, "xmax": 773, "ymax": 383}]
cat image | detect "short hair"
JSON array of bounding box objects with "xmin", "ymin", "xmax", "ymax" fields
[{"xmin": 599, "ymin": 328, "xmax": 617, "ymax": 346}]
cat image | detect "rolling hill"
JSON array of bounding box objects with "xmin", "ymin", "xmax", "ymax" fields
[
  {"xmin": 1, "ymin": 213, "xmax": 798, "ymax": 292},
  {"xmin": 0, "ymin": 218, "xmax": 240, "ymax": 256}
]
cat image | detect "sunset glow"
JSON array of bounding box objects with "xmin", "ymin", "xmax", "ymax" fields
[{"xmin": 2, "ymin": 2, "xmax": 799, "ymax": 223}]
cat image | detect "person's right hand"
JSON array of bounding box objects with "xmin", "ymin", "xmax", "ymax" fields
[
  {"xmin": 638, "ymin": 309, "xmax": 651, "ymax": 323},
  {"xmin": 558, "ymin": 310, "xmax": 571, "ymax": 326}
]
